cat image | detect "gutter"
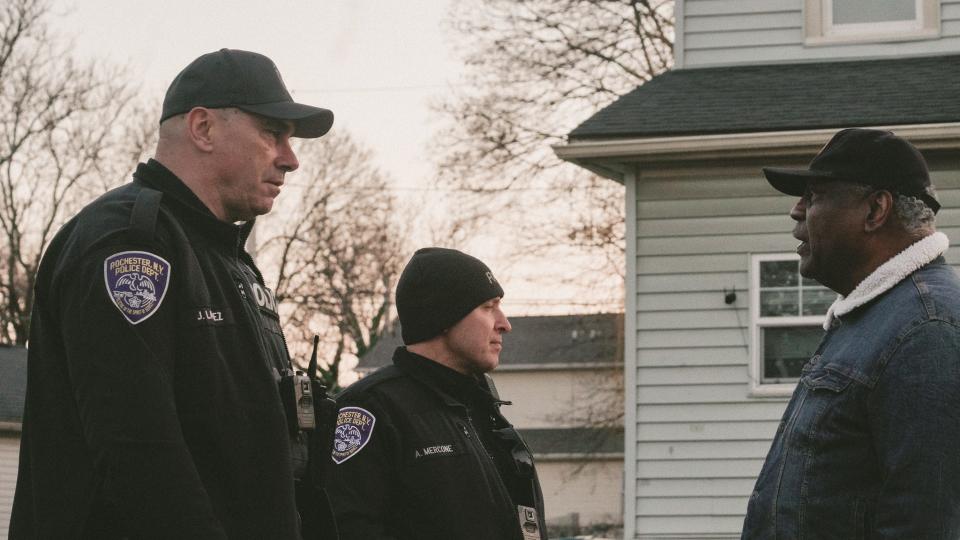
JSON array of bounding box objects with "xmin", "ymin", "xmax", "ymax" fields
[
  {"xmin": 0, "ymin": 421, "xmax": 22, "ymax": 433},
  {"xmin": 554, "ymin": 122, "xmax": 960, "ymax": 182}
]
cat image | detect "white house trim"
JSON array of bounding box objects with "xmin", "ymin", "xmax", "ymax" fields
[
  {"xmin": 493, "ymin": 362, "xmax": 622, "ymax": 372},
  {"xmin": 0, "ymin": 422, "xmax": 21, "ymax": 433},
  {"xmin": 623, "ymin": 169, "xmax": 640, "ymax": 540},
  {"xmin": 536, "ymin": 452, "xmax": 625, "ymax": 462},
  {"xmin": 674, "ymin": 0, "xmax": 686, "ymax": 69},
  {"xmin": 554, "ymin": 123, "xmax": 960, "ymax": 182}
]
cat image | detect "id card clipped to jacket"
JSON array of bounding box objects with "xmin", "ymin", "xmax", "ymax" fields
[{"xmin": 518, "ymin": 505, "xmax": 541, "ymax": 540}]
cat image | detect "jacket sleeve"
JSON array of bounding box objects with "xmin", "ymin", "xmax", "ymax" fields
[
  {"xmin": 58, "ymin": 243, "xmax": 227, "ymax": 539},
  {"xmin": 869, "ymin": 319, "xmax": 960, "ymax": 538},
  {"xmin": 324, "ymin": 395, "xmax": 400, "ymax": 540}
]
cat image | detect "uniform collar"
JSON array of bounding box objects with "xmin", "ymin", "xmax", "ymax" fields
[
  {"xmin": 393, "ymin": 347, "xmax": 496, "ymax": 409},
  {"xmin": 133, "ymin": 159, "xmax": 254, "ymax": 254}
]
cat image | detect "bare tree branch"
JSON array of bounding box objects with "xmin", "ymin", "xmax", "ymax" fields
[
  {"xmin": 259, "ymin": 131, "xmax": 408, "ymax": 391},
  {"xmin": 432, "ymin": 0, "xmax": 672, "ymax": 292},
  {"xmin": 0, "ymin": 0, "xmax": 152, "ymax": 344}
]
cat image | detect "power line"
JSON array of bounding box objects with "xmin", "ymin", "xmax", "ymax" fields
[
  {"xmin": 291, "ymin": 83, "xmax": 458, "ymax": 94},
  {"xmin": 290, "ymin": 79, "xmax": 539, "ymax": 94},
  {"xmin": 282, "ymin": 182, "xmax": 615, "ymax": 193}
]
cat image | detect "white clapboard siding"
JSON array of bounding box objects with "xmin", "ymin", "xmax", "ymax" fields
[
  {"xmin": 680, "ymin": 0, "xmax": 960, "ymax": 68},
  {"xmin": 628, "ymin": 158, "xmax": 960, "ymax": 537},
  {"xmin": 0, "ymin": 433, "xmax": 20, "ymax": 540}
]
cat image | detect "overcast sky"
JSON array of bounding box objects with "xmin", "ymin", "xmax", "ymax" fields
[
  {"xmin": 54, "ymin": 0, "xmax": 462, "ymax": 191},
  {"xmin": 50, "ymin": 1, "xmax": 623, "ymax": 317}
]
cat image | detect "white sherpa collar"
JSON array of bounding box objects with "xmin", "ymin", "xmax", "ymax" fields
[{"xmin": 823, "ymin": 231, "xmax": 950, "ymax": 329}]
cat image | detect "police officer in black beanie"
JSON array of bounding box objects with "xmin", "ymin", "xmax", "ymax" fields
[{"xmin": 325, "ymin": 247, "xmax": 547, "ymax": 540}]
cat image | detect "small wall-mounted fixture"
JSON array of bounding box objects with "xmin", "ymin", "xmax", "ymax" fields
[{"xmin": 723, "ymin": 288, "xmax": 737, "ymax": 305}]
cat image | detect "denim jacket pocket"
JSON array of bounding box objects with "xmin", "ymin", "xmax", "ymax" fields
[{"xmin": 801, "ymin": 365, "xmax": 854, "ymax": 393}]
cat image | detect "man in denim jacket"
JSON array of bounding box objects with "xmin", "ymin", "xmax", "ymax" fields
[{"xmin": 742, "ymin": 128, "xmax": 960, "ymax": 539}]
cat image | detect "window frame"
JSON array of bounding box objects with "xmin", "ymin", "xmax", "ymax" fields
[
  {"xmin": 749, "ymin": 253, "xmax": 829, "ymax": 397},
  {"xmin": 805, "ymin": 0, "xmax": 940, "ymax": 45}
]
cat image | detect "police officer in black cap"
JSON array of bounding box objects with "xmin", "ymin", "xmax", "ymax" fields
[
  {"xmin": 11, "ymin": 49, "xmax": 337, "ymax": 539},
  {"xmin": 326, "ymin": 247, "xmax": 547, "ymax": 540}
]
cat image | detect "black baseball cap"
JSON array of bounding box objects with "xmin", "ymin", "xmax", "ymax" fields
[
  {"xmin": 160, "ymin": 49, "xmax": 333, "ymax": 138},
  {"xmin": 763, "ymin": 128, "xmax": 940, "ymax": 214}
]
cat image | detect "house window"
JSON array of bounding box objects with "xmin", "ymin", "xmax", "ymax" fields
[
  {"xmin": 750, "ymin": 254, "xmax": 833, "ymax": 396},
  {"xmin": 805, "ymin": 0, "xmax": 940, "ymax": 45}
]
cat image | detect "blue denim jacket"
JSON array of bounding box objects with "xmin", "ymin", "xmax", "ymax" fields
[{"xmin": 742, "ymin": 258, "xmax": 960, "ymax": 539}]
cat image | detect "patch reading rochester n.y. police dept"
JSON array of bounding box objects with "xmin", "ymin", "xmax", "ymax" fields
[
  {"xmin": 104, "ymin": 251, "xmax": 171, "ymax": 325},
  {"xmin": 332, "ymin": 406, "xmax": 376, "ymax": 464}
]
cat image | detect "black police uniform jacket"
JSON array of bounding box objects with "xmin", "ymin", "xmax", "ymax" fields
[
  {"xmin": 11, "ymin": 160, "xmax": 304, "ymax": 539},
  {"xmin": 326, "ymin": 347, "xmax": 547, "ymax": 540}
]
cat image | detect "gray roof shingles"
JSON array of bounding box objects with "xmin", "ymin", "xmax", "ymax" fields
[
  {"xmin": 569, "ymin": 54, "xmax": 960, "ymax": 140},
  {"xmin": 0, "ymin": 345, "xmax": 27, "ymax": 425},
  {"xmin": 519, "ymin": 427, "xmax": 624, "ymax": 456},
  {"xmin": 357, "ymin": 313, "xmax": 623, "ymax": 371}
]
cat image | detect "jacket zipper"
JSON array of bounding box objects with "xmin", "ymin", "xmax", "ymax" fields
[
  {"xmin": 460, "ymin": 411, "xmax": 520, "ymax": 537},
  {"xmin": 465, "ymin": 414, "xmax": 496, "ymax": 463}
]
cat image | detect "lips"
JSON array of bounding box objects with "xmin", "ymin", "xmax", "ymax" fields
[{"xmin": 793, "ymin": 227, "xmax": 809, "ymax": 255}]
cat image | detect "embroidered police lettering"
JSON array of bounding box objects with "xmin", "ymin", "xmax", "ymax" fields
[
  {"xmin": 104, "ymin": 251, "xmax": 171, "ymax": 325},
  {"xmin": 250, "ymin": 282, "xmax": 278, "ymax": 312},
  {"xmin": 332, "ymin": 407, "xmax": 376, "ymax": 464}
]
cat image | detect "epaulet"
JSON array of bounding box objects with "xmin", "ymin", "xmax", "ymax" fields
[
  {"xmin": 337, "ymin": 365, "xmax": 404, "ymax": 399},
  {"xmin": 129, "ymin": 187, "xmax": 163, "ymax": 243}
]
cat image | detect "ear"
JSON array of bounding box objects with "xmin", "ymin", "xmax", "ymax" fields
[
  {"xmin": 864, "ymin": 190, "xmax": 895, "ymax": 233},
  {"xmin": 183, "ymin": 107, "xmax": 216, "ymax": 153}
]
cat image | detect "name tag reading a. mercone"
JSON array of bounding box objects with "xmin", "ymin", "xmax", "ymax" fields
[
  {"xmin": 413, "ymin": 444, "xmax": 456, "ymax": 459},
  {"xmin": 518, "ymin": 505, "xmax": 540, "ymax": 540}
]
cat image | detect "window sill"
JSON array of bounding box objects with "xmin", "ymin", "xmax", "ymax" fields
[
  {"xmin": 749, "ymin": 382, "xmax": 797, "ymax": 398},
  {"xmin": 805, "ymin": 28, "xmax": 940, "ymax": 47}
]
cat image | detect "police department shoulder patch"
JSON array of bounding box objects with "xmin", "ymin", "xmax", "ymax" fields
[
  {"xmin": 104, "ymin": 251, "xmax": 171, "ymax": 325},
  {"xmin": 332, "ymin": 406, "xmax": 376, "ymax": 464}
]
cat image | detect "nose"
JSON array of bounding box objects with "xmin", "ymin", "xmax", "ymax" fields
[
  {"xmin": 790, "ymin": 196, "xmax": 806, "ymax": 222},
  {"xmin": 496, "ymin": 310, "xmax": 512, "ymax": 334},
  {"xmin": 276, "ymin": 136, "xmax": 299, "ymax": 173}
]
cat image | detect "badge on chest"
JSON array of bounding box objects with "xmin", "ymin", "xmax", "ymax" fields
[{"xmin": 518, "ymin": 505, "xmax": 541, "ymax": 540}]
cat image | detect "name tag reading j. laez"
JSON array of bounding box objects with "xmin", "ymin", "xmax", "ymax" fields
[{"xmin": 518, "ymin": 505, "xmax": 540, "ymax": 540}]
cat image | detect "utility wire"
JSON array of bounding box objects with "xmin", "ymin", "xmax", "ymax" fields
[{"xmin": 282, "ymin": 182, "xmax": 613, "ymax": 193}]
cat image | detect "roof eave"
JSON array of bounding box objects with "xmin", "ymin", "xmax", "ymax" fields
[
  {"xmin": 555, "ymin": 122, "xmax": 960, "ymax": 182},
  {"xmin": 0, "ymin": 421, "xmax": 22, "ymax": 433}
]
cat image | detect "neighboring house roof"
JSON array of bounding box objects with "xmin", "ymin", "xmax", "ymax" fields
[
  {"xmin": 357, "ymin": 313, "xmax": 623, "ymax": 371},
  {"xmin": 569, "ymin": 54, "xmax": 960, "ymax": 140},
  {"xmin": 0, "ymin": 345, "xmax": 27, "ymax": 427},
  {"xmin": 520, "ymin": 427, "xmax": 624, "ymax": 457}
]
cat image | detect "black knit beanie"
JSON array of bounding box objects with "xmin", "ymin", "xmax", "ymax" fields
[{"xmin": 396, "ymin": 248, "xmax": 505, "ymax": 345}]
